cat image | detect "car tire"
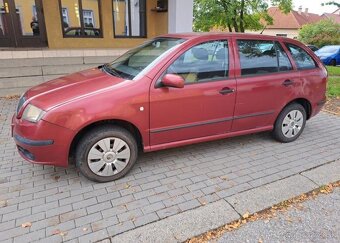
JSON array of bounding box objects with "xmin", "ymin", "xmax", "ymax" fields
[
  {"xmin": 330, "ymin": 59, "xmax": 336, "ymax": 66},
  {"xmin": 272, "ymin": 103, "xmax": 307, "ymax": 143},
  {"xmin": 75, "ymin": 125, "xmax": 138, "ymax": 182}
]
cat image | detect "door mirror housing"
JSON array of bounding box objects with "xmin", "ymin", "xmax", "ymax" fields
[{"xmin": 161, "ymin": 74, "xmax": 185, "ymax": 88}]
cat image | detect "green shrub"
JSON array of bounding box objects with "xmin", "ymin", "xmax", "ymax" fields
[{"xmin": 298, "ymin": 19, "xmax": 340, "ymax": 47}]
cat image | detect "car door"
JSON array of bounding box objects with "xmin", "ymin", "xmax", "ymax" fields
[
  {"xmin": 232, "ymin": 38, "xmax": 298, "ymax": 132},
  {"xmin": 149, "ymin": 39, "xmax": 236, "ymax": 146}
]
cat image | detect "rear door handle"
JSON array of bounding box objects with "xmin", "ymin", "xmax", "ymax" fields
[
  {"xmin": 282, "ymin": 79, "xmax": 294, "ymax": 87},
  {"xmin": 219, "ymin": 87, "xmax": 235, "ymax": 95}
]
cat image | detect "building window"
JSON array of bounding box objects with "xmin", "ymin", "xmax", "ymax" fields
[
  {"xmin": 113, "ymin": 0, "xmax": 146, "ymax": 38},
  {"xmin": 32, "ymin": 6, "xmax": 37, "ymax": 19},
  {"xmin": 62, "ymin": 8, "xmax": 69, "ymax": 27},
  {"xmin": 83, "ymin": 10, "xmax": 95, "ymax": 27},
  {"xmin": 59, "ymin": 0, "xmax": 102, "ymax": 38}
]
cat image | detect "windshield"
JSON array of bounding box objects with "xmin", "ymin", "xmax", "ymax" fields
[
  {"xmin": 103, "ymin": 38, "xmax": 186, "ymax": 80},
  {"xmin": 317, "ymin": 46, "xmax": 339, "ymax": 54}
]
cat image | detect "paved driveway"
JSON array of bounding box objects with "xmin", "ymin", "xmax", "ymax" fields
[{"xmin": 1, "ymin": 98, "xmax": 340, "ymax": 243}]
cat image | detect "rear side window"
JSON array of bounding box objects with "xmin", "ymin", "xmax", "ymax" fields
[
  {"xmin": 237, "ymin": 40, "xmax": 292, "ymax": 76},
  {"xmin": 285, "ymin": 43, "xmax": 317, "ymax": 70},
  {"xmin": 166, "ymin": 40, "xmax": 229, "ymax": 83}
]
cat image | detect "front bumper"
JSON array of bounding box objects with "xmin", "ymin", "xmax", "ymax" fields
[{"xmin": 12, "ymin": 115, "xmax": 75, "ymax": 167}]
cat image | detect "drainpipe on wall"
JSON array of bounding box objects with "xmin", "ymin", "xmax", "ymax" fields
[{"xmin": 168, "ymin": 0, "xmax": 193, "ymax": 33}]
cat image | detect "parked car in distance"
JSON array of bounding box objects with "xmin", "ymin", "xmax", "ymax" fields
[
  {"xmin": 12, "ymin": 33, "xmax": 327, "ymax": 182},
  {"xmin": 306, "ymin": 45, "xmax": 319, "ymax": 52},
  {"xmin": 315, "ymin": 45, "xmax": 340, "ymax": 66}
]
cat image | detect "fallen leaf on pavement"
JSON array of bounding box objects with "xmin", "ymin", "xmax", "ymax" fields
[
  {"xmin": 242, "ymin": 211, "xmax": 250, "ymax": 219},
  {"xmin": 52, "ymin": 229, "xmax": 61, "ymax": 235},
  {"xmin": 21, "ymin": 222, "xmax": 32, "ymax": 228},
  {"xmin": 125, "ymin": 184, "xmax": 131, "ymax": 189},
  {"xmin": 285, "ymin": 217, "xmax": 293, "ymax": 223},
  {"xmin": 0, "ymin": 200, "xmax": 8, "ymax": 208},
  {"xmin": 52, "ymin": 229, "xmax": 68, "ymax": 236}
]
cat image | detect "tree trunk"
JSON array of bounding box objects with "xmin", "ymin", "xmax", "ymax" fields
[
  {"xmin": 221, "ymin": 0, "xmax": 233, "ymax": 32},
  {"xmin": 232, "ymin": 8, "xmax": 239, "ymax": 32},
  {"xmin": 227, "ymin": 23, "xmax": 232, "ymax": 32},
  {"xmin": 239, "ymin": 0, "xmax": 245, "ymax": 32}
]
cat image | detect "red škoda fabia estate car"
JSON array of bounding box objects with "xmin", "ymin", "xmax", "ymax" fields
[{"xmin": 12, "ymin": 33, "xmax": 327, "ymax": 182}]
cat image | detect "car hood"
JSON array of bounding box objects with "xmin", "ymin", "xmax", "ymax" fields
[
  {"xmin": 25, "ymin": 68, "xmax": 126, "ymax": 111},
  {"xmin": 315, "ymin": 52, "xmax": 334, "ymax": 58}
]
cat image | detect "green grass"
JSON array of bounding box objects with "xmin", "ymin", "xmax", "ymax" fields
[
  {"xmin": 326, "ymin": 66, "xmax": 340, "ymax": 97},
  {"xmin": 327, "ymin": 66, "xmax": 340, "ymax": 76},
  {"xmin": 328, "ymin": 76, "xmax": 340, "ymax": 97}
]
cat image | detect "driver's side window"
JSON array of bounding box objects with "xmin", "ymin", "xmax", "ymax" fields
[{"xmin": 166, "ymin": 40, "xmax": 229, "ymax": 84}]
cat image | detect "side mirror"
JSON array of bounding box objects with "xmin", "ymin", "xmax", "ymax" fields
[{"xmin": 161, "ymin": 74, "xmax": 185, "ymax": 88}]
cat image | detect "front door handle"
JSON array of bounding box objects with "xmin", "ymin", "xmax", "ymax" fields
[
  {"xmin": 282, "ymin": 79, "xmax": 294, "ymax": 87},
  {"xmin": 219, "ymin": 87, "xmax": 235, "ymax": 95}
]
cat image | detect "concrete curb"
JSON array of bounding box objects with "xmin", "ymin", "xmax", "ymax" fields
[{"xmin": 105, "ymin": 160, "xmax": 339, "ymax": 243}]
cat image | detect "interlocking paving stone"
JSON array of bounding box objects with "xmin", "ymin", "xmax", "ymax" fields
[{"xmin": 1, "ymin": 97, "xmax": 340, "ymax": 242}]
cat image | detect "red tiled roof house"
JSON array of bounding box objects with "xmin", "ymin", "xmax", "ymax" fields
[{"xmin": 248, "ymin": 7, "xmax": 339, "ymax": 39}]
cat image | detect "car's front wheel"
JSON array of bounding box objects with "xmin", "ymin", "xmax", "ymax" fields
[
  {"xmin": 272, "ymin": 103, "xmax": 307, "ymax": 143},
  {"xmin": 75, "ymin": 125, "xmax": 138, "ymax": 182}
]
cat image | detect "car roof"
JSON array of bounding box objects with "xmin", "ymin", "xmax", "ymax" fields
[{"xmin": 159, "ymin": 32, "xmax": 287, "ymax": 41}]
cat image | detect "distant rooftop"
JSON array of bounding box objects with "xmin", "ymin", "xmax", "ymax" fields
[{"xmin": 266, "ymin": 7, "xmax": 340, "ymax": 29}]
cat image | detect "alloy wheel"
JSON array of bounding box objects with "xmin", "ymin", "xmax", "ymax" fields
[
  {"xmin": 87, "ymin": 137, "xmax": 131, "ymax": 176},
  {"xmin": 281, "ymin": 110, "xmax": 304, "ymax": 138}
]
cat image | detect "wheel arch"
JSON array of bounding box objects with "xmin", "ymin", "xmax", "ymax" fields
[
  {"xmin": 68, "ymin": 119, "xmax": 143, "ymax": 165},
  {"xmin": 282, "ymin": 98, "xmax": 312, "ymax": 120}
]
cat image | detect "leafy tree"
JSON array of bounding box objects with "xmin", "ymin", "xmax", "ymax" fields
[
  {"xmin": 321, "ymin": 1, "xmax": 340, "ymax": 8},
  {"xmin": 193, "ymin": 0, "xmax": 293, "ymax": 32},
  {"xmin": 298, "ymin": 19, "xmax": 340, "ymax": 47}
]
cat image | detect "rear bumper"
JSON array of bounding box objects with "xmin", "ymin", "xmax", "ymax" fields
[
  {"xmin": 311, "ymin": 97, "xmax": 327, "ymax": 118},
  {"xmin": 12, "ymin": 115, "xmax": 75, "ymax": 167}
]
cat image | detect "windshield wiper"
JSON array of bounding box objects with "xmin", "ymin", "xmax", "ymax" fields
[{"xmin": 103, "ymin": 64, "xmax": 123, "ymax": 78}]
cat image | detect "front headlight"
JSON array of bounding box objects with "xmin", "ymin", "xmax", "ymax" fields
[{"xmin": 22, "ymin": 104, "xmax": 46, "ymax": 123}]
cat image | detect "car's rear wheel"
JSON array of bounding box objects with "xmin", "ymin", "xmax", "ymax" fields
[
  {"xmin": 330, "ymin": 59, "xmax": 336, "ymax": 66},
  {"xmin": 75, "ymin": 125, "xmax": 138, "ymax": 182},
  {"xmin": 272, "ymin": 103, "xmax": 306, "ymax": 143}
]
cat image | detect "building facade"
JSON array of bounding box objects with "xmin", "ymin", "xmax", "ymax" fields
[{"xmin": 0, "ymin": 0, "xmax": 193, "ymax": 49}]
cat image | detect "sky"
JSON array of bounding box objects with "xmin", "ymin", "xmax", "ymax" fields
[
  {"xmin": 291, "ymin": 0, "xmax": 338, "ymax": 15},
  {"xmin": 268, "ymin": 0, "xmax": 339, "ymax": 15}
]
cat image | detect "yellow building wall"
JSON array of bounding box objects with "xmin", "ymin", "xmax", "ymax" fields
[
  {"xmin": 42, "ymin": 0, "xmax": 169, "ymax": 49},
  {"xmin": 113, "ymin": 1, "xmax": 127, "ymax": 36}
]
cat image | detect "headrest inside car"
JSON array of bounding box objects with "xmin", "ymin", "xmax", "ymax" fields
[
  {"xmin": 192, "ymin": 48, "xmax": 209, "ymax": 61},
  {"xmin": 216, "ymin": 48, "xmax": 226, "ymax": 60}
]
